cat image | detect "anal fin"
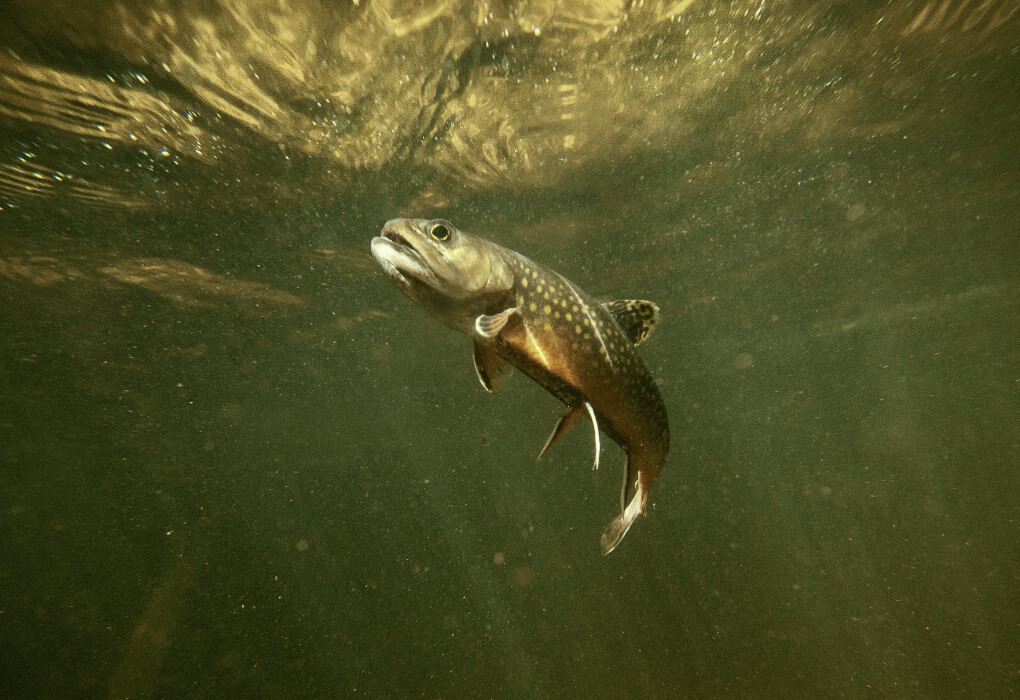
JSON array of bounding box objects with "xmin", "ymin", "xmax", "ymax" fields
[
  {"xmin": 538, "ymin": 405, "xmax": 584, "ymax": 459},
  {"xmin": 583, "ymin": 401, "xmax": 601, "ymax": 471},
  {"xmin": 537, "ymin": 400, "xmax": 601, "ymax": 470}
]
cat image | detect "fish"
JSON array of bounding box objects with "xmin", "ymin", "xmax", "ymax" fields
[{"xmin": 371, "ymin": 218, "xmax": 669, "ymax": 554}]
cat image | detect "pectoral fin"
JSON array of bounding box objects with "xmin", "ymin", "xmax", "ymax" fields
[
  {"xmin": 472, "ymin": 341, "xmax": 513, "ymax": 393},
  {"xmin": 600, "ymin": 475, "xmax": 644, "ymax": 555},
  {"xmin": 537, "ymin": 401, "xmax": 601, "ymax": 471},
  {"xmin": 475, "ymin": 306, "xmax": 518, "ymax": 338}
]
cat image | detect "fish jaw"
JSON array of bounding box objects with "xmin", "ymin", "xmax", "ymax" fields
[
  {"xmin": 371, "ymin": 219, "xmax": 517, "ymax": 336},
  {"xmin": 371, "ymin": 234, "xmax": 439, "ymax": 290}
]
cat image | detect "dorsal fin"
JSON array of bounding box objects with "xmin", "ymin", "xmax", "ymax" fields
[{"xmin": 603, "ymin": 300, "xmax": 659, "ymax": 346}]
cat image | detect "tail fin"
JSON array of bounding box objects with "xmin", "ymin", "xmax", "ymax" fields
[{"xmin": 600, "ymin": 479, "xmax": 644, "ymax": 555}]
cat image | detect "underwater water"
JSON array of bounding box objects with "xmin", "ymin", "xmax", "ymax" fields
[{"xmin": 0, "ymin": 1, "xmax": 1017, "ymax": 697}]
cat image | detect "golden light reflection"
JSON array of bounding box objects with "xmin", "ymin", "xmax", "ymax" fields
[
  {"xmin": 0, "ymin": 0, "xmax": 1015, "ymax": 210},
  {"xmin": 0, "ymin": 252, "xmax": 305, "ymax": 316},
  {"xmin": 99, "ymin": 258, "xmax": 306, "ymax": 312}
]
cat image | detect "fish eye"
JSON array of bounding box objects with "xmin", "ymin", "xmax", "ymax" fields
[{"xmin": 429, "ymin": 221, "xmax": 452, "ymax": 242}]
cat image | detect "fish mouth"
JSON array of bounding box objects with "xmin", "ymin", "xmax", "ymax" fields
[{"xmin": 371, "ymin": 226, "xmax": 435, "ymax": 288}]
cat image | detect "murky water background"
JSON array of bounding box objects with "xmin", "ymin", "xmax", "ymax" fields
[{"xmin": 1, "ymin": 1, "xmax": 1017, "ymax": 697}]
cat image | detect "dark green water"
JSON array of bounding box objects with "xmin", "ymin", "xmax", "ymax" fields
[{"xmin": 1, "ymin": 2, "xmax": 1017, "ymax": 697}]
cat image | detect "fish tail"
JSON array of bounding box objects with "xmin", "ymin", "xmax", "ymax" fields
[{"xmin": 600, "ymin": 478, "xmax": 644, "ymax": 555}]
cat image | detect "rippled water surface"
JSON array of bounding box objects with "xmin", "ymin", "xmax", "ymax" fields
[{"xmin": 1, "ymin": 1, "xmax": 1017, "ymax": 697}]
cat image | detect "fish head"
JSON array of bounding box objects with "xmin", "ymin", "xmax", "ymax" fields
[{"xmin": 371, "ymin": 218, "xmax": 514, "ymax": 332}]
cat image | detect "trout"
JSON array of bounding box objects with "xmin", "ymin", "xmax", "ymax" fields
[{"xmin": 371, "ymin": 218, "xmax": 669, "ymax": 554}]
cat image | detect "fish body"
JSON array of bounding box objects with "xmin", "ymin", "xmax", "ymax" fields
[{"xmin": 371, "ymin": 218, "xmax": 669, "ymax": 554}]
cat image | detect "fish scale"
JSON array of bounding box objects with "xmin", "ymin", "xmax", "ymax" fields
[{"xmin": 371, "ymin": 218, "xmax": 669, "ymax": 554}]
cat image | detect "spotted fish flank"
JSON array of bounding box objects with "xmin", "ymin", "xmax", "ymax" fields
[{"xmin": 371, "ymin": 218, "xmax": 670, "ymax": 554}]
